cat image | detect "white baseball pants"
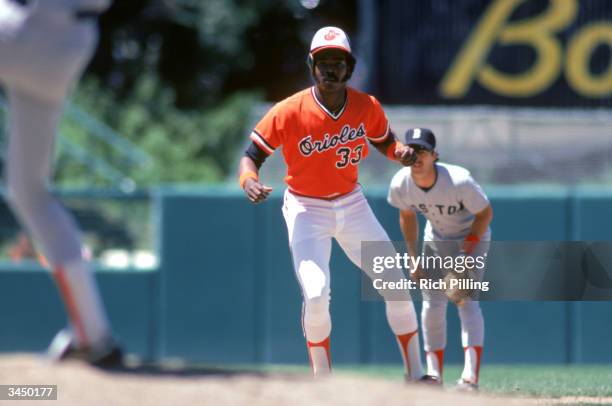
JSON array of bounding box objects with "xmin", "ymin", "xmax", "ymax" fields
[{"xmin": 282, "ymin": 186, "xmax": 423, "ymax": 378}]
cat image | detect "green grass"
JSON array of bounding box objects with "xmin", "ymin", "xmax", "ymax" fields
[
  {"xmin": 257, "ymin": 364, "xmax": 612, "ymax": 398},
  {"xmin": 476, "ymin": 365, "xmax": 612, "ymax": 398}
]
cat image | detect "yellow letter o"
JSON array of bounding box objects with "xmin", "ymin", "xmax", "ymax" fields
[{"xmin": 566, "ymin": 23, "xmax": 612, "ymax": 97}]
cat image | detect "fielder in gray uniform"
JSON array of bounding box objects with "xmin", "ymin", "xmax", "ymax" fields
[
  {"xmin": 0, "ymin": 0, "xmax": 121, "ymax": 365},
  {"xmin": 387, "ymin": 128, "xmax": 493, "ymax": 390}
]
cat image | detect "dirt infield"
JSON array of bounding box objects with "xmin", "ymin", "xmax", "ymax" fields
[{"xmin": 0, "ymin": 355, "xmax": 608, "ymax": 406}]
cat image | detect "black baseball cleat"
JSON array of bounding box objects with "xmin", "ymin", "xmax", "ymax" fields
[
  {"xmin": 417, "ymin": 374, "xmax": 443, "ymax": 386},
  {"xmin": 46, "ymin": 328, "xmax": 124, "ymax": 369},
  {"xmin": 454, "ymin": 378, "xmax": 479, "ymax": 392},
  {"xmin": 405, "ymin": 374, "xmax": 442, "ymax": 386},
  {"xmin": 89, "ymin": 345, "xmax": 124, "ymax": 368}
]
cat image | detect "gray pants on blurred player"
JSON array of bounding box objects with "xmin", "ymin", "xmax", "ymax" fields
[{"xmin": 0, "ymin": 0, "xmax": 113, "ymax": 352}]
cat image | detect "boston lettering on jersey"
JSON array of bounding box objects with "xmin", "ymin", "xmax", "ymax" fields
[
  {"xmin": 298, "ymin": 123, "xmax": 366, "ymax": 157},
  {"xmin": 388, "ymin": 163, "xmax": 491, "ymax": 240},
  {"xmin": 412, "ymin": 202, "xmax": 465, "ymax": 216}
]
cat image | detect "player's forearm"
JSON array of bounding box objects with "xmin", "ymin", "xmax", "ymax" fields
[
  {"xmin": 239, "ymin": 156, "xmax": 260, "ymax": 188},
  {"xmin": 239, "ymin": 156, "xmax": 259, "ymax": 177},
  {"xmin": 468, "ymin": 205, "xmax": 493, "ymax": 238},
  {"xmin": 399, "ymin": 212, "xmax": 419, "ymax": 257},
  {"xmin": 239, "ymin": 156, "xmax": 273, "ymax": 203},
  {"xmin": 372, "ymin": 133, "xmax": 396, "ymax": 156},
  {"xmin": 372, "ymin": 132, "xmax": 404, "ymax": 162},
  {"xmin": 372, "ymin": 131, "xmax": 416, "ymax": 165}
]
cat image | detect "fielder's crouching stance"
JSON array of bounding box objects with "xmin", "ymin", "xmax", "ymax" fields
[
  {"xmin": 0, "ymin": 0, "xmax": 121, "ymax": 365},
  {"xmin": 387, "ymin": 129, "xmax": 493, "ymax": 390},
  {"xmin": 239, "ymin": 27, "xmax": 429, "ymax": 380}
]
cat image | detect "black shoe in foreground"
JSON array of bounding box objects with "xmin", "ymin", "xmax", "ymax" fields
[
  {"xmin": 405, "ymin": 374, "xmax": 442, "ymax": 386},
  {"xmin": 89, "ymin": 346, "xmax": 124, "ymax": 368},
  {"xmin": 46, "ymin": 328, "xmax": 124, "ymax": 369},
  {"xmin": 418, "ymin": 374, "xmax": 442, "ymax": 385}
]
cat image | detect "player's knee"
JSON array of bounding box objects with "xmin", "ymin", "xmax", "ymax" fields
[
  {"xmin": 5, "ymin": 177, "xmax": 23, "ymax": 206},
  {"xmin": 385, "ymin": 299, "xmax": 415, "ymax": 317},
  {"xmin": 385, "ymin": 300, "xmax": 418, "ymax": 334},
  {"xmin": 458, "ymin": 300, "xmax": 483, "ymax": 321},
  {"xmin": 422, "ymin": 300, "xmax": 447, "ymax": 314},
  {"xmin": 303, "ymin": 294, "xmax": 330, "ymax": 318},
  {"xmin": 302, "ymin": 296, "xmax": 331, "ymax": 342},
  {"xmin": 422, "ymin": 300, "xmax": 447, "ymax": 326},
  {"xmin": 4, "ymin": 178, "xmax": 43, "ymax": 217}
]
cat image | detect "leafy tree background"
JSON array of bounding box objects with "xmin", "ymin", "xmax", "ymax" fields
[{"xmin": 56, "ymin": 0, "xmax": 357, "ymax": 188}]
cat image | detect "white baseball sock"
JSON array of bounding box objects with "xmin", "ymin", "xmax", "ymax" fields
[
  {"xmin": 426, "ymin": 349, "xmax": 445, "ymax": 380},
  {"xmin": 458, "ymin": 301, "xmax": 484, "ymax": 383}
]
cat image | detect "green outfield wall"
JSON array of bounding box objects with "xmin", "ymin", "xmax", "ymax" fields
[{"xmin": 0, "ymin": 187, "xmax": 611, "ymax": 365}]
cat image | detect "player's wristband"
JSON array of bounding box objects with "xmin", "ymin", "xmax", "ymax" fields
[
  {"xmin": 386, "ymin": 141, "xmax": 402, "ymax": 161},
  {"xmin": 239, "ymin": 170, "xmax": 258, "ymax": 189},
  {"xmin": 463, "ymin": 233, "xmax": 480, "ymax": 255}
]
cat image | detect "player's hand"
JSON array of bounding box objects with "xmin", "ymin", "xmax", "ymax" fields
[
  {"xmin": 443, "ymin": 270, "xmax": 473, "ymax": 306},
  {"xmin": 394, "ymin": 145, "xmax": 417, "ymax": 166},
  {"xmin": 410, "ymin": 265, "xmax": 426, "ymax": 281},
  {"xmin": 243, "ymin": 178, "xmax": 273, "ymax": 204}
]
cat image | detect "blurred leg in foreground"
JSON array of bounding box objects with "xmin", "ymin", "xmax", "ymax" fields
[{"xmin": 0, "ymin": 0, "xmax": 121, "ymax": 366}]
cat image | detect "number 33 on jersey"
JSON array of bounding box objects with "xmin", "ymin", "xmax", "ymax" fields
[{"xmin": 250, "ymin": 87, "xmax": 390, "ymax": 199}]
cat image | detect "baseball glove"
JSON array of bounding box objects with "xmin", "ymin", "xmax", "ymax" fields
[
  {"xmin": 395, "ymin": 146, "xmax": 418, "ymax": 166},
  {"xmin": 402, "ymin": 151, "xmax": 418, "ymax": 166},
  {"xmin": 443, "ymin": 254, "xmax": 479, "ymax": 305},
  {"xmin": 443, "ymin": 270, "xmax": 475, "ymax": 305}
]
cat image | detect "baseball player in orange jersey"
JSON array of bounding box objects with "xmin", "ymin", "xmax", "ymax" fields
[
  {"xmin": 239, "ymin": 26, "xmax": 433, "ymax": 380},
  {"xmin": 388, "ymin": 129, "xmax": 493, "ymax": 390},
  {"xmin": 0, "ymin": 0, "xmax": 122, "ymax": 366}
]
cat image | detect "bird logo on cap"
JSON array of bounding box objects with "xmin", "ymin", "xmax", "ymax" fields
[{"xmin": 324, "ymin": 29, "xmax": 340, "ymax": 41}]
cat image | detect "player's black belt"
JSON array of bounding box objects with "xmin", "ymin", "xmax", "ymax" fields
[{"xmin": 74, "ymin": 10, "xmax": 102, "ymax": 20}]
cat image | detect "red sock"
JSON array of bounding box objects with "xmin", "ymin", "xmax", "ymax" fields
[{"xmin": 307, "ymin": 336, "xmax": 331, "ymax": 375}]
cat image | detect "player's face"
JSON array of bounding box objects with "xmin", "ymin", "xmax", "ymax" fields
[
  {"xmin": 410, "ymin": 146, "xmax": 437, "ymax": 175},
  {"xmin": 313, "ymin": 49, "xmax": 349, "ymax": 92}
]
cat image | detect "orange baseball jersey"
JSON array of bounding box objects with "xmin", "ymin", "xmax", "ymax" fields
[{"xmin": 250, "ymin": 86, "xmax": 389, "ymax": 198}]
